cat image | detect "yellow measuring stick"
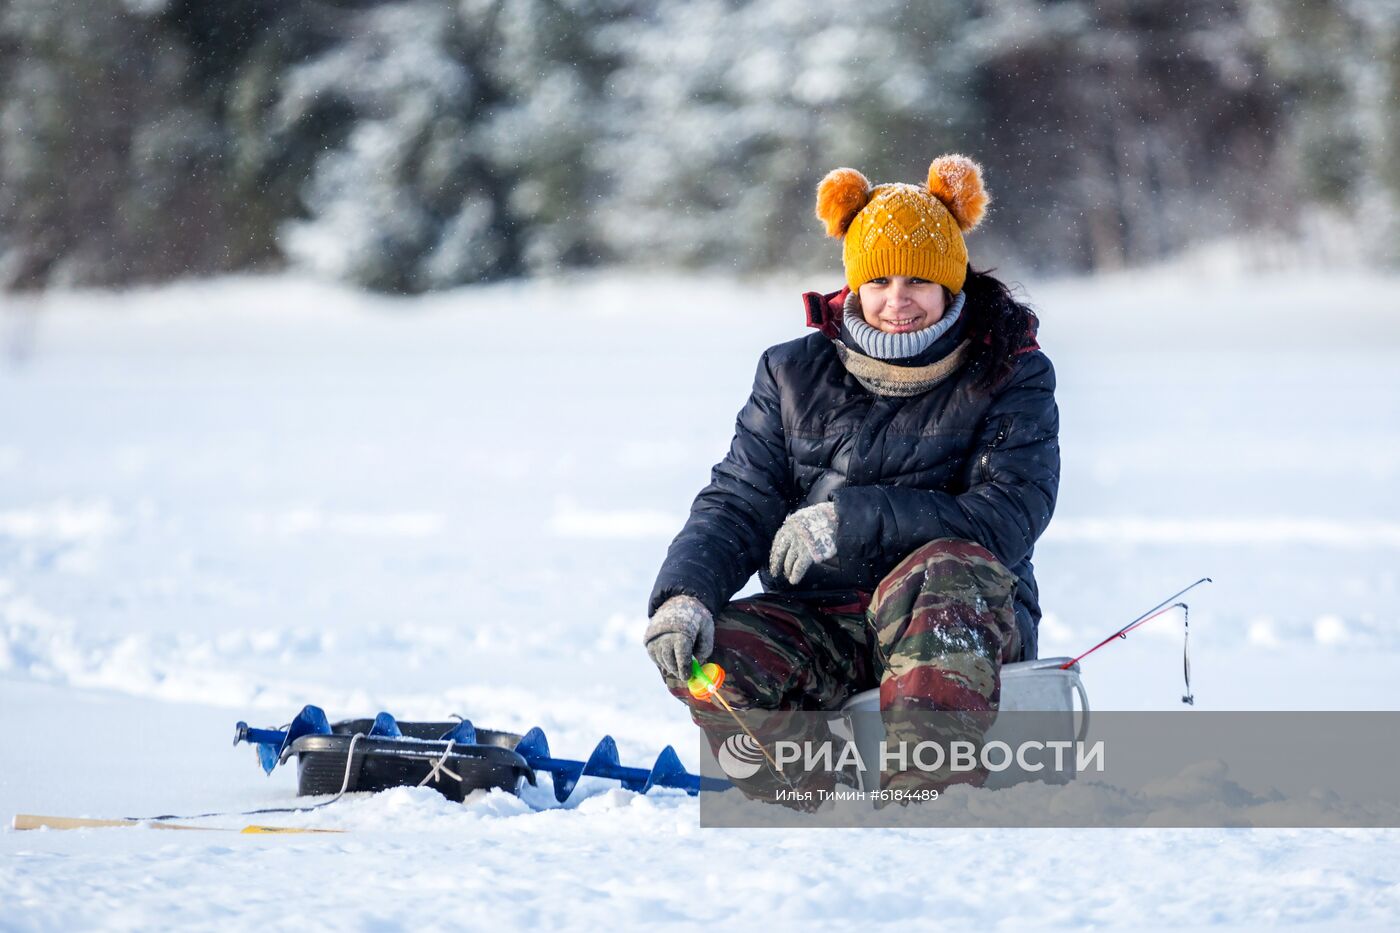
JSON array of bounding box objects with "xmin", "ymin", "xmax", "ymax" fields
[{"xmin": 12, "ymin": 813, "xmax": 343, "ymax": 834}]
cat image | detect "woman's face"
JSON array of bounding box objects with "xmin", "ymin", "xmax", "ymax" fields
[{"xmin": 857, "ymin": 276, "xmax": 948, "ymax": 334}]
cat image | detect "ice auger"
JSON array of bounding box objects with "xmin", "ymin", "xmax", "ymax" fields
[{"xmin": 233, "ymin": 705, "xmax": 729, "ymax": 804}]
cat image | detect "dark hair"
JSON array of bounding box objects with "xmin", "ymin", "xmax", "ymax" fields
[{"xmin": 959, "ymin": 266, "xmax": 1039, "ymax": 394}]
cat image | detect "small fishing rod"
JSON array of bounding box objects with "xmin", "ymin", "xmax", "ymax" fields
[
  {"xmin": 686, "ymin": 659, "xmax": 792, "ymax": 784},
  {"xmin": 1062, "ymin": 576, "xmax": 1211, "ymax": 705}
]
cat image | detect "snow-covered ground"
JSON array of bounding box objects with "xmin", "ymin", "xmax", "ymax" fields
[{"xmin": 2, "ymin": 268, "xmax": 1398, "ymax": 929}]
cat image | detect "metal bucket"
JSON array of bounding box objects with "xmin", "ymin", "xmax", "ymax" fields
[{"xmin": 832, "ymin": 656, "xmax": 1090, "ymax": 792}]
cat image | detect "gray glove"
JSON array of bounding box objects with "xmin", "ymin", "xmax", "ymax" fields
[
  {"xmin": 644, "ymin": 594, "xmax": 714, "ymax": 681},
  {"xmin": 768, "ymin": 501, "xmax": 838, "ymax": 585}
]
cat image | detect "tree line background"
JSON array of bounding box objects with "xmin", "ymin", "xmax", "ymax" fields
[{"xmin": 1, "ymin": 0, "xmax": 1395, "ymax": 294}]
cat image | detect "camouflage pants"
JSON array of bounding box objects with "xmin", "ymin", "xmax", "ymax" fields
[{"xmin": 659, "ymin": 538, "xmax": 1022, "ymax": 801}]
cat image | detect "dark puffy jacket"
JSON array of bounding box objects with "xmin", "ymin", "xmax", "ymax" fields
[{"xmin": 648, "ymin": 286, "xmax": 1060, "ymax": 661}]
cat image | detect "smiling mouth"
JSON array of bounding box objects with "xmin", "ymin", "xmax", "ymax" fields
[{"xmin": 884, "ymin": 316, "xmax": 921, "ymax": 328}]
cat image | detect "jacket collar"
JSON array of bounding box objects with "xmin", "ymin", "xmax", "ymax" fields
[{"xmin": 802, "ymin": 286, "xmax": 849, "ymax": 338}]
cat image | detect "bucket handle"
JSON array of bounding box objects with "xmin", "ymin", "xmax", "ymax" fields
[{"xmin": 1071, "ymin": 673, "xmax": 1091, "ymax": 744}]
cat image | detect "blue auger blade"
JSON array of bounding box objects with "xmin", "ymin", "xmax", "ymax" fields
[
  {"xmin": 644, "ymin": 746, "xmax": 703, "ymax": 795},
  {"xmin": 512, "ymin": 729, "xmax": 611, "ymax": 803},
  {"xmin": 234, "ymin": 705, "xmax": 331, "ymax": 774},
  {"xmin": 287, "ymin": 705, "xmax": 332, "ymax": 743},
  {"xmin": 255, "ymin": 741, "xmax": 280, "ymax": 774},
  {"xmin": 643, "ymin": 746, "xmax": 729, "ymax": 795},
  {"xmin": 545, "ymin": 736, "xmax": 618, "ymax": 804},
  {"xmin": 513, "ymin": 729, "xmax": 728, "ymax": 802},
  {"xmin": 439, "ymin": 720, "xmax": 477, "ymax": 745},
  {"xmin": 276, "ymin": 705, "xmax": 332, "ymax": 773},
  {"xmin": 368, "ymin": 712, "xmax": 401, "ymax": 738},
  {"xmin": 515, "ymin": 726, "xmax": 551, "ymax": 762},
  {"xmin": 549, "ymin": 734, "xmax": 635, "ymax": 802},
  {"xmin": 580, "ymin": 735, "xmax": 625, "ymax": 797}
]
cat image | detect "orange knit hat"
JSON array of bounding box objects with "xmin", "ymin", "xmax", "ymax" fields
[{"xmin": 815, "ymin": 154, "xmax": 990, "ymax": 293}]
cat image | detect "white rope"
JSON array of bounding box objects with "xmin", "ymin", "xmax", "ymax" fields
[
  {"xmin": 418, "ymin": 740, "xmax": 462, "ymax": 787},
  {"xmin": 326, "ymin": 732, "xmax": 366, "ymax": 803},
  {"xmin": 134, "ymin": 732, "xmax": 368, "ymax": 822}
]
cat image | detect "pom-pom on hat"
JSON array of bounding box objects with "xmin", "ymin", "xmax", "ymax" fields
[{"xmin": 814, "ymin": 154, "xmax": 989, "ymax": 293}]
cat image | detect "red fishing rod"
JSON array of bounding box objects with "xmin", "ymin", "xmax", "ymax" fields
[{"xmin": 1062, "ymin": 577, "xmax": 1211, "ymax": 704}]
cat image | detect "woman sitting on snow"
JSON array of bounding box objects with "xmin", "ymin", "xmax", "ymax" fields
[{"xmin": 643, "ymin": 154, "xmax": 1060, "ymax": 794}]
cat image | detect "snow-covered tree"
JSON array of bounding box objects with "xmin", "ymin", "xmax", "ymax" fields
[
  {"xmin": 274, "ymin": 0, "xmax": 631, "ymax": 291},
  {"xmin": 273, "ymin": 1, "xmax": 490, "ymax": 292},
  {"xmin": 967, "ymin": 0, "xmax": 1290, "ymax": 272},
  {"xmin": 1, "ymin": 0, "xmax": 1393, "ymax": 291},
  {"xmin": 592, "ymin": 0, "xmax": 980, "ymax": 274},
  {"xmin": 1245, "ymin": 0, "xmax": 1399, "ymax": 265},
  {"xmin": 0, "ymin": 0, "xmax": 274, "ymax": 288}
]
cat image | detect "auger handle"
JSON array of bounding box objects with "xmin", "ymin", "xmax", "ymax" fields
[{"xmin": 233, "ymin": 722, "xmax": 288, "ymax": 747}]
